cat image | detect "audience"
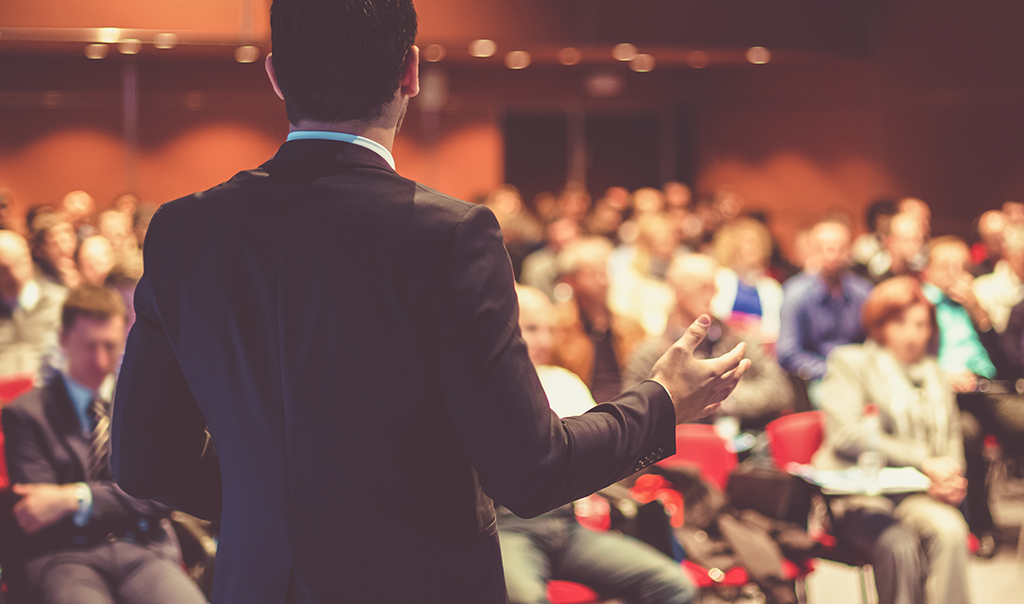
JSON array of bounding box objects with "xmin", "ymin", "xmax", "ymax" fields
[
  {"xmin": 624, "ymin": 254, "xmax": 793, "ymax": 431},
  {"xmin": 497, "ymin": 285, "xmax": 697, "ymax": 604},
  {"xmin": 973, "ymin": 224, "xmax": 1024, "ymax": 333},
  {"xmin": 549, "ymin": 237, "xmax": 646, "ymax": 403},
  {"xmin": 0, "ymin": 231, "xmax": 66, "ymax": 377},
  {"xmin": 1, "ymin": 285, "xmax": 206, "ymax": 604},
  {"xmin": 814, "ymin": 277, "xmax": 971, "ymax": 604},
  {"xmin": 2, "ymin": 173, "xmax": 1022, "ymax": 602},
  {"xmin": 710, "ymin": 217, "xmax": 783, "ymax": 344}
]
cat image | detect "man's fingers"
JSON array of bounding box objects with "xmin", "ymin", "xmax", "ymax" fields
[
  {"xmin": 706, "ymin": 342, "xmax": 747, "ymax": 375},
  {"xmin": 720, "ymin": 358, "xmax": 752, "ymax": 382},
  {"xmin": 11, "ymin": 484, "xmax": 31, "ymax": 495},
  {"xmin": 675, "ymin": 315, "xmax": 712, "ymax": 355}
]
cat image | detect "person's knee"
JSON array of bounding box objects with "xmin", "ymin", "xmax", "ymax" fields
[
  {"xmin": 931, "ymin": 513, "xmax": 969, "ymax": 547},
  {"xmin": 872, "ymin": 523, "xmax": 920, "ymax": 570}
]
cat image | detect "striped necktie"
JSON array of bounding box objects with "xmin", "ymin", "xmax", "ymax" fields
[{"xmin": 88, "ymin": 396, "xmax": 112, "ymax": 481}]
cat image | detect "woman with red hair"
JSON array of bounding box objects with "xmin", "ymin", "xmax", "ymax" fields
[{"xmin": 813, "ymin": 276, "xmax": 971, "ymax": 604}]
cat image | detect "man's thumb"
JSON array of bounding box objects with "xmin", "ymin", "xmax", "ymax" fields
[{"xmin": 676, "ymin": 315, "xmax": 712, "ymax": 354}]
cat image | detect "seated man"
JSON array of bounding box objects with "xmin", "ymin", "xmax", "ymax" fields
[
  {"xmin": 550, "ymin": 236, "xmax": 647, "ymax": 403},
  {"xmin": 778, "ymin": 219, "xmax": 873, "ymax": 404},
  {"xmin": 0, "ymin": 231, "xmax": 66, "ymax": 377},
  {"xmin": 624, "ymin": 254, "xmax": 793, "ymax": 432},
  {"xmin": 497, "ymin": 285, "xmax": 696, "ymax": 604},
  {"xmin": 1, "ymin": 284, "xmax": 206, "ymax": 604},
  {"xmin": 974, "ymin": 224, "xmax": 1024, "ymax": 333}
]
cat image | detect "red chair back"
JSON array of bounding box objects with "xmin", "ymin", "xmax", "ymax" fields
[
  {"xmin": 547, "ymin": 580, "xmax": 602, "ymax": 604},
  {"xmin": 764, "ymin": 411, "xmax": 824, "ymax": 468},
  {"xmin": 658, "ymin": 424, "xmax": 737, "ymax": 492},
  {"xmin": 0, "ymin": 372, "xmax": 35, "ymax": 491}
]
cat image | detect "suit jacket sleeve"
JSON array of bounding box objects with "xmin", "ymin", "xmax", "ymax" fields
[
  {"xmin": 111, "ymin": 211, "xmax": 223, "ymax": 522},
  {"xmin": 2, "ymin": 403, "xmax": 170, "ymax": 525},
  {"xmin": 434, "ymin": 204, "xmax": 676, "ymax": 518}
]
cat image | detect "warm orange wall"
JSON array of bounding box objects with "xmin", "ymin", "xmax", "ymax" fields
[{"xmin": 0, "ymin": 0, "xmax": 266, "ymax": 32}]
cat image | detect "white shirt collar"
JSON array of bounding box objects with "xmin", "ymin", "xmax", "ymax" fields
[
  {"xmin": 286, "ymin": 130, "xmax": 396, "ymax": 170},
  {"xmin": 12, "ymin": 280, "xmax": 40, "ymax": 313}
]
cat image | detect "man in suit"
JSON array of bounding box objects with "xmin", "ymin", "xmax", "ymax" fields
[
  {"xmin": 110, "ymin": 2, "xmax": 750, "ymax": 603},
  {"xmin": 2, "ymin": 284, "xmax": 205, "ymax": 604}
]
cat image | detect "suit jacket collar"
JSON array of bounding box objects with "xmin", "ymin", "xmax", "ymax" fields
[
  {"xmin": 260, "ymin": 139, "xmax": 397, "ymax": 175},
  {"xmin": 41, "ymin": 376, "xmax": 90, "ymax": 480}
]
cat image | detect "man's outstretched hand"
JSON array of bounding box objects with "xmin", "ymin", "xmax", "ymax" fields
[{"xmin": 649, "ymin": 315, "xmax": 752, "ymax": 424}]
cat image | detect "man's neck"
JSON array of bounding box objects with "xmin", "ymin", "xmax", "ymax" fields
[
  {"xmin": 577, "ymin": 296, "xmax": 610, "ymax": 329},
  {"xmin": 820, "ymin": 270, "xmax": 844, "ymax": 293},
  {"xmin": 290, "ymin": 120, "xmax": 397, "ymax": 153}
]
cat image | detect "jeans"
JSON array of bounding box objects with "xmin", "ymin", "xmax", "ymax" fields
[{"xmin": 497, "ymin": 507, "xmax": 697, "ymax": 604}]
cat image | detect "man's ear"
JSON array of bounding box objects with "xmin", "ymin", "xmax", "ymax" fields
[
  {"xmin": 400, "ymin": 45, "xmax": 420, "ymax": 99},
  {"xmin": 265, "ymin": 53, "xmax": 286, "ymax": 101}
]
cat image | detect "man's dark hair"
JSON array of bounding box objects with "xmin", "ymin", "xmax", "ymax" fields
[
  {"xmin": 62, "ymin": 284, "xmax": 127, "ymax": 332},
  {"xmin": 865, "ymin": 198, "xmax": 898, "ymax": 233},
  {"xmin": 270, "ymin": 0, "xmax": 418, "ymax": 124}
]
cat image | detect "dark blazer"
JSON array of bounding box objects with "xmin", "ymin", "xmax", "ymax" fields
[
  {"xmin": 1, "ymin": 377, "xmax": 171, "ymax": 559},
  {"xmin": 111, "ymin": 140, "xmax": 676, "ymax": 604}
]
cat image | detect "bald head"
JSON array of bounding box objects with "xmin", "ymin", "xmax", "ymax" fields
[
  {"xmin": 78, "ymin": 236, "xmax": 115, "ymax": 287},
  {"xmin": 0, "ymin": 231, "xmax": 34, "ymax": 303},
  {"xmin": 810, "ymin": 220, "xmax": 852, "ymax": 278},
  {"xmin": 887, "ymin": 212, "xmax": 925, "ymax": 268},
  {"xmin": 517, "ymin": 285, "xmax": 555, "ymax": 366},
  {"xmin": 667, "ymin": 254, "xmax": 718, "ymax": 326},
  {"xmin": 62, "ymin": 190, "xmax": 95, "ymax": 225}
]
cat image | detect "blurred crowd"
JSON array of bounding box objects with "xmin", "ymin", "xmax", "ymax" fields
[
  {"xmin": 492, "ymin": 182, "xmax": 1024, "ymax": 604},
  {"xmin": 1, "ymin": 180, "xmax": 1023, "ymax": 604}
]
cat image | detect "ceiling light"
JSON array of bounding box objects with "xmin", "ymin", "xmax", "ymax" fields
[
  {"xmin": 686, "ymin": 51, "xmax": 710, "ymax": 69},
  {"xmin": 746, "ymin": 46, "xmax": 772, "ymax": 65},
  {"xmin": 423, "ymin": 44, "xmax": 446, "ymax": 62},
  {"xmin": 505, "ymin": 51, "xmax": 531, "ymax": 70},
  {"xmin": 612, "ymin": 43, "xmax": 638, "ymax": 62},
  {"xmin": 557, "ymin": 47, "xmax": 581, "ymax": 66},
  {"xmin": 153, "ymin": 33, "xmax": 178, "ymax": 50},
  {"xmin": 235, "ymin": 46, "xmax": 260, "ymax": 63},
  {"xmin": 84, "ymin": 44, "xmax": 109, "ymax": 60},
  {"xmin": 96, "ymin": 28, "xmax": 121, "ymax": 44},
  {"xmin": 630, "ymin": 54, "xmax": 655, "ymax": 73},
  {"xmin": 118, "ymin": 39, "xmax": 142, "ymax": 55},
  {"xmin": 469, "ymin": 39, "xmax": 497, "ymax": 58}
]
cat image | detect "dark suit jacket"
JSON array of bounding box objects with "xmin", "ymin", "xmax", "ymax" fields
[
  {"xmin": 111, "ymin": 140, "xmax": 676, "ymax": 604},
  {"xmin": 1, "ymin": 377, "xmax": 171, "ymax": 561}
]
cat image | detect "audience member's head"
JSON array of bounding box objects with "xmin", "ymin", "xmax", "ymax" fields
[
  {"xmin": 133, "ymin": 203, "xmax": 157, "ymax": 247},
  {"xmin": 0, "ymin": 187, "xmax": 12, "ymax": 231},
  {"xmin": 61, "ymin": 190, "xmax": 95, "ymax": 228},
  {"xmin": 0, "ymin": 231, "xmax": 34, "ymax": 305},
  {"xmin": 666, "ymin": 254, "xmax": 718, "ymax": 326},
  {"xmin": 59, "ymin": 284, "xmax": 127, "ymax": 389},
  {"xmin": 557, "ymin": 185, "xmax": 591, "ymax": 223},
  {"xmin": 584, "ymin": 199, "xmax": 625, "ymax": 239},
  {"xmin": 30, "ymin": 211, "xmax": 77, "ymax": 266},
  {"xmin": 269, "ymin": 0, "xmax": 418, "ymax": 125},
  {"xmin": 602, "ymin": 186, "xmax": 630, "ymax": 212},
  {"xmin": 977, "ymin": 210, "xmax": 1008, "ymax": 258},
  {"xmin": 923, "ymin": 236, "xmax": 971, "ymax": 294},
  {"xmin": 862, "ymin": 276, "xmax": 937, "ymax": 365},
  {"xmin": 714, "ymin": 217, "xmax": 772, "ymax": 276},
  {"xmin": 114, "ymin": 193, "xmax": 139, "ymax": 217},
  {"xmin": 98, "ymin": 209, "xmax": 137, "ymax": 256},
  {"xmin": 1001, "ymin": 225, "xmax": 1024, "ymax": 279},
  {"xmin": 77, "ymin": 236, "xmax": 116, "ymax": 287},
  {"xmin": 516, "ymin": 284, "xmax": 555, "ymax": 367},
  {"xmin": 865, "ymin": 198, "xmax": 898, "ymax": 237},
  {"xmin": 635, "ymin": 213, "xmax": 678, "ymax": 266},
  {"xmin": 631, "ymin": 188, "xmax": 666, "ymax": 217},
  {"xmin": 545, "ymin": 218, "xmax": 581, "ymax": 253},
  {"xmin": 810, "ymin": 219, "xmax": 853, "ymax": 280},
  {"xmin": 663, "ymin": 182, "xmax": 692, "ymax": 210},
  {"xmin": 898, "ymin": 197, "xmax": 931, "ymax": 235},
  {"xmin": 558, "ymin": 236, "xmax": 613, "ymax": 309},
  {"xmin": 1003, "ymin": 201, "xmax": 1024, "ymax": 225},
  {"xmin": 886, "ymin": 212, "xmax": 925, "ymax": 273}
]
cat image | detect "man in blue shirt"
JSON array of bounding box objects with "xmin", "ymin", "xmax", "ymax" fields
[
  {"xmin": 778, "ymin": 219, "xmax": 873, "ymax": 402},
  {"xmin": 1, "ymin": 285, "xmax": 204, "ymax": 604}
]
